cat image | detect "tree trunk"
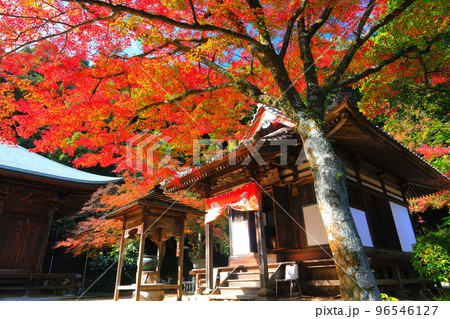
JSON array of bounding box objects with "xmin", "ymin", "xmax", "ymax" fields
[{"xmin": 295, "ymin": 115, "xmax": 381, "ymax": 300}]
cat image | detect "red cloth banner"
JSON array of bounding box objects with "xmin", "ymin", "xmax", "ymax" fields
[{"xmin": 205, "ymin": 182, "xmax": 261, "ymax": 224}]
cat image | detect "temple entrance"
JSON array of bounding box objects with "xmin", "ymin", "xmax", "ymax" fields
[
  {"xmin": 262, "ymin": 185, "xmax": 296, "ymax": 251},
  {"xmin": 229, "ymin": 209, "xmax": 257, "ymax": 256}
]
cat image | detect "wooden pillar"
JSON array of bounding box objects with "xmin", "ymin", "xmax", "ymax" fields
[
  {"xmin": 0, "ymin": 199, "xmax": 4, "ymax": 216},
  {"xmin": 156, "ymin": 227, "xmax": 164, "ymax": 274},
  {"xmin": 204, "ymin": 222, "xmax": 214, "ymax": 294},
  {"xmin": 177, "ymin": 217, "xmax": 185, "ymax": 301},
  {"xmin": 379, "ymin": 171, "xmax": 401, "ymax": 250},
  {"xmin": 135, "ymin": 222, "xmax": 146, "ymax": 301},
  {"xmin": 400, "ymin": 183, "xmax": 419, "ymax": 236},
  {"xmin": 36, "ymin": 203, "xmax": 55, "ymax": 272},
  {"xmin": 114, "ymin": 224, "xmax": 126, "ymax": 301},
  {"xmin": 254, "ymin": 209, "xmax": 269, "ymax": 289},
  {"xmin": 354, "ymin": 160, "xmax": 377, "ymax": 248},
  {"xmin": 0, "ymin": 190, "xmax": 8, "ymax": 216}
]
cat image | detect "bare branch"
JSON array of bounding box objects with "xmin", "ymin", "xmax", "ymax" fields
[{"xmin": 279, "ymin": 0, "xmax": 308, "ymax": 59}]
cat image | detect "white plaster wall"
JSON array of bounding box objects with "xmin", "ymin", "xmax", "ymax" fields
[{"xmin": 303, "ymin": 204, "xmax": 329, "ymax": 246}]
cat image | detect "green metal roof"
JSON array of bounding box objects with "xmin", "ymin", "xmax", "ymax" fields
[{"xmin": 0, "ymin": 143, "xmax": 121, "ymax": 186}]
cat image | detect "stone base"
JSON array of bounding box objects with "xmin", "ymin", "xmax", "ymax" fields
[
  {"xmin": 255, "ymin": 288, "xmax": 275, "ymax": 301},
  {"xmin": 132, "ymin": 290, "xmax": 165, "ymax": 301}
]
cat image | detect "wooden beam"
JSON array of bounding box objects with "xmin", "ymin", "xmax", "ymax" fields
[
  {"xmin": 177, "ymin": 217, "xmax": 185, "ymax": 301},
  {"xmin": 205, "ymin": 222, "xmax": 214, "ymax": 294},
  {"xmin": 327, "ymin": 113, "xmax": 348, "ymax": 137},
  {"xmin": 114, "ymin": 224, "xmax": 126, "ymax": 301}
]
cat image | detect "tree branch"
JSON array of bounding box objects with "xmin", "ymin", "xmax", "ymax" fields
[
  {"xmin": 136, "ymin": 83, "xmax": 235, "ymax": 113},
  {"xmin": 279, "ymin": 0, "xmax": 308, "ymax": 59},
  {"xmin": 0, "ymin": 13, "xmax": 116, "ymax": 58},
  {"xmin": 245, "ymin": 0, "xmax": 274, "ymax": 48},
  {"xmin": 297, "ymin": 18, "xmax": 319, "ymax": 87},
  {"xmin": 193, "ymin": 53, "xmax": 284, "ymax": 109},
  {"xmin": 63, "ymin": 0, "xmax": 266, "ymax": 51},
  {"xmin": 325, "ymin": 0, "xmax": 416, "ymax": 90},
  {"xmin": 306, "ymin": 6, "xmax": 333, "ymax": 38},
  {"xmin": 0, "ymin": 12, "xmax": 71, "ymax": 27},
  {"xmin": 355, "ymin": 0, "xmax": 376, "ymax": 37},
  {"xmin": 334, "ymin": 32, "xmax": 445, "ymax": 88},
  {"xmin": 188, "ymin": 0, "xmax": 199, "ymax": 25},
  {"xmin": 110, "ymin": 43, "xmax": 172, "ymax": 60}
]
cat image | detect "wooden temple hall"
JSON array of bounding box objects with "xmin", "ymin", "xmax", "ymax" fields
[
  {"xmin": 0, "ymin": 143, "xmax": 120, "ymax": 297},
  {"xmin": 167, "ymin": 98, "xmax": 445, "ymax": 300}
]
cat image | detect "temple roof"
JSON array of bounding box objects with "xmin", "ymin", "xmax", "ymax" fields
[
  {"xmin": 107, "ymin": 186, "xmax": 204, "ymax": 220},
  {"xmin": 167, "ymin": 98, "xmax": 446, "ymax": 198},
  {"xmin": 0, "ymin": 143, "xmax": 121, "ymax": 187}
]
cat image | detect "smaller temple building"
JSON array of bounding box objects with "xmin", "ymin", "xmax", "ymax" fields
[
  {"xmin": 106, "ymin": 186, "xmax": 204, "ymax": 301},
  {"xmin": 0, "ymin": 143, "xmax": 120, "ymax": 296}
]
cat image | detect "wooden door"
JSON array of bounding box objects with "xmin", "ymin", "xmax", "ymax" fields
[
  {"xmin": 0, "ymin": 214, "xmax": 47, "ymax": 271},
  {"xmin": 365, "ymin": 192, "xmax": 401, "ymax": 251},
  {"xmin": 272, "ymin": 186, "xmax": 294, "ymax": 249}
]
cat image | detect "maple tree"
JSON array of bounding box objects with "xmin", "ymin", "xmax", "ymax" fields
[
  {"xmin": 358, "ymin": 14, "xmax": 449, "ymax": 217},
  {"xmin": 0, "ymin": 0, "xmax": 448, "ymax": 300}
]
